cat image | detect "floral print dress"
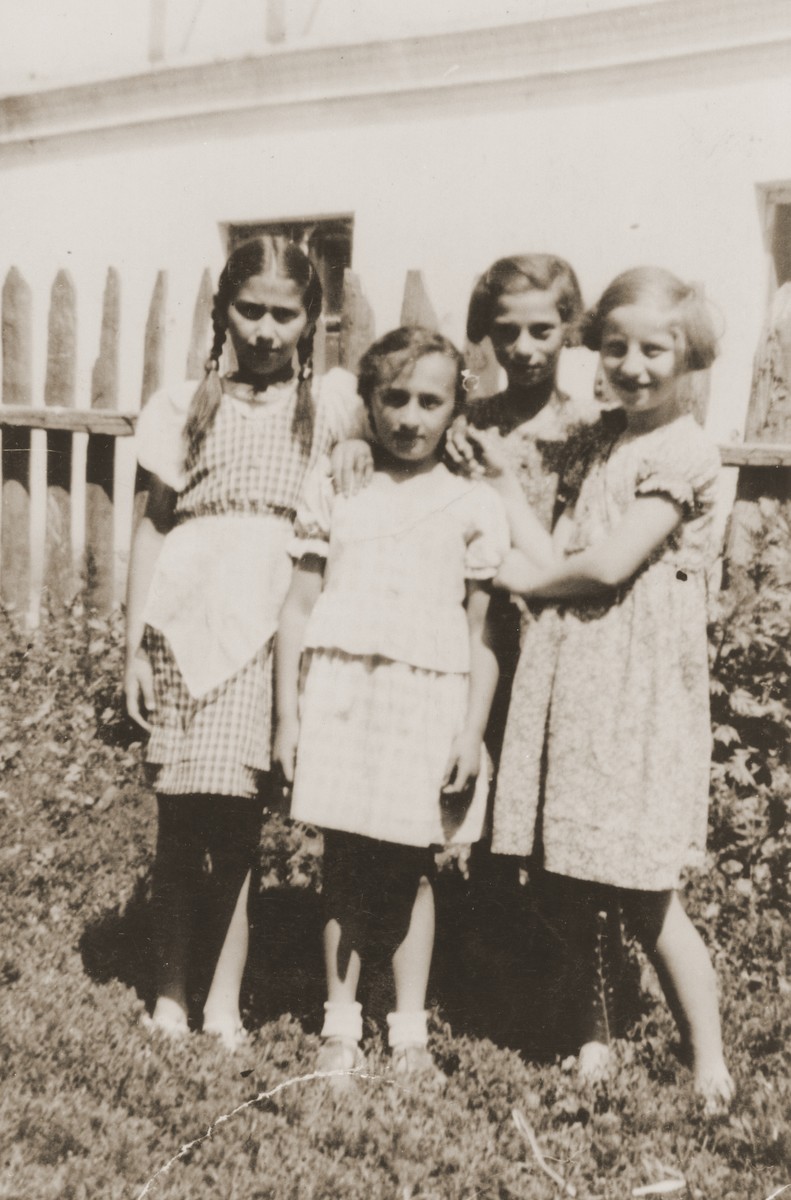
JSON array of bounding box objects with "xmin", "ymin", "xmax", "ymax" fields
[
  {"xmin": 491, "ymin": 413, "xmax": 722, "ymax": 891},
  {"xmin": 468, "ymin": 389, "xmax": 601, "ymax": 761}
]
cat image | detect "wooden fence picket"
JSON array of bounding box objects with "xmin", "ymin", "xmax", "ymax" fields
[
  {"xmin": 2, "ymin": 260, "xmax": 790, "ymax": 620},
  {"xmin": 85, "ymin": 267, "xmax": 121, "ymax": 613},
  {"xmin": 312, "ymin": 314, "xmax": 329, "ymax": 378},
  {"xmin": 400, "ymin": 270, "xmax": 438, "ymax": 330},
  {"xmin": 141, "ymin": 270, "xmax": 167, "ymax": 409},
  {"xmin": 1, "ymin": 268, "xmax": 33, "ymax": 612},
  {"xmin": 725, "ymin": 282, "xmax": 791, "ymax": 570},
  {"xmin": 132, "ymin": 270, "xmax": 168, "ymax": 537},
  {"xmin": 339, "ymin": 270, "xmax": 375, "ymax": 373},
  {"xmin": 43, "ymin": 269, "xmax": 77, "ymax": 609},
  {"xmin": 186, "ymin": 268, "xmax": 214, "ymax": 380},
  {"xmin": 463, "ymin": 337, "xmax": 500, "ymax": 401}
]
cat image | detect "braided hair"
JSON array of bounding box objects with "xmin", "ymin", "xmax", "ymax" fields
[{"xmin": 184, "ymin": 237, "xmax": 323, "ymax": 466}]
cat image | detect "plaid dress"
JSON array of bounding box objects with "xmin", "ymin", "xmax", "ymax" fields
[
  {"xmin": 289, "ymin": 463, "xmax": 510, "ymax": 847},
  {"xmin": 135, "ymin": 370, "xmax": 364, "ymax": 799}
]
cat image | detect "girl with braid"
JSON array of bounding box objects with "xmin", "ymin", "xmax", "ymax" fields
[{"xmin": 125, "ymin": 237, "xmax": 366, "ymax": 1049}]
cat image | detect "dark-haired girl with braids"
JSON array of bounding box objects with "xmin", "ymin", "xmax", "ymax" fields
[{"xmin": 124, "ymin": 237, "xmax": 366, "ymax": 1049}]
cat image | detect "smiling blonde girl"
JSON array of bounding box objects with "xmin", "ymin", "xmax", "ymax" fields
[{"xmin": 475, "ymin": 267, "xmax": 734, "ymax": 1110}]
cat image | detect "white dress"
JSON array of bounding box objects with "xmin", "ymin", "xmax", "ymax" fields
[{"xmin": 289, "ymin": 462, "xmax": 510, "ymax": 847}]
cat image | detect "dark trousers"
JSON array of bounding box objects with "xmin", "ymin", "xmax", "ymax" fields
[
  {"xmin": 535, "ymin": 870, "xmax": 671, "ymax": 1046},
  {"xmin": 322, "ymin": 830, "xmax": 434, "ymax": 978}
]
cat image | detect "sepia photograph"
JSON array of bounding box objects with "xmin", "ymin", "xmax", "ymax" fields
[{"xmin": 0, "ymin": 2, "xmax": 789, "ymax": 1197}]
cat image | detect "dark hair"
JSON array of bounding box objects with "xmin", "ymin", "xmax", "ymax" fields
[
  {"xmin": 466, "ymin": 254, "xmax": 584, "ymax": 345},
  {"xmin": 184, "ymin": 237, "xmax": 323, "ymax": 464},
  {"xmin": 582, "ymin": 267, "xmax": 718, "ymax": 370},
  {"xmin": 357, "ymin": 326, "xmax": 467, "ymax": 416}
]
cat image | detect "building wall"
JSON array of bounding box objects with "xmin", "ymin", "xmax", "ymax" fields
[{"xmin": 1, "ymin": 2, "xmax": 789, "ymax": 593}]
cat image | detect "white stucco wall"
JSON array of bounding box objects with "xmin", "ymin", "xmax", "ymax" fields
[
  {"xmin": 1, "ymin": 66, "xmax": 786, "ymax": 432},
  {"xmin": 1, "ymin": 4, "xmax": 789, "ymax": 604},
  {"xmin": 1, "ymin": 0, "xmax": 668, "ymax": 91}
]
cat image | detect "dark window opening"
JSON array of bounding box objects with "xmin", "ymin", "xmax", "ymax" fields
[{"xmin": 225, "ymin": 216, "xmax": 353, "ymax": 327}]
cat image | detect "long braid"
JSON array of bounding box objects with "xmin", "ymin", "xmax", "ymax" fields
[
  {"xmin": 293, "ymin": 327, "xmax": 316, "ymax": 456},
  {"xmin": 184, "ymin": 296, "xmax": 227, "ymax": 468}
]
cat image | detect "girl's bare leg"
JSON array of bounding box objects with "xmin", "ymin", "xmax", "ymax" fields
[
  {"xmin": 324, "ymin": 917, "xmax": 363, "ymax": 1003},
  {"xmin": 645, "ymin": 890, "xmax": 734, "ymax": 1110},
  {"xmin": 392, "ymin": 874, "xmax": 435, "ymax": 1013},
  {"xmin": 388, "ymin": 870, "xmax": 442, "ymax": 1081},
  {"xmin": 202, "ymin": 870, "xmax": 252, "ymax": 1048},
  {"xmin": 198, "ymin": 797, "xmax": 262, "ymax": 1049}
]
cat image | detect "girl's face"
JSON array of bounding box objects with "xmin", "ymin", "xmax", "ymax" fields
[
  {"xmin": 226, "ymin": 271, "xmax": 310, "ymax": 384},
  {"xmin": 599, "ymin": 304, "xmax": 682, "ymax": 424},
  {"xmin": 369, "ymin": 352, "xmax": 458, "ymax": 468},
  {"xmin": 489, "ymin": 287, "xmax": 566, "ymax": 389}
]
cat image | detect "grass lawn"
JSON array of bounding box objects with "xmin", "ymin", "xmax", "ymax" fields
[{"xmin": 0, "ymin": 597, "xmax": 788, "ymax": 1200}]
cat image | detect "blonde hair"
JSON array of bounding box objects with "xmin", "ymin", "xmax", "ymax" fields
[
  {"xmin": 582, "ymin": 267, "xmax": 718, "ymax": 371},
  {"xmin": 184, "ymin": 237, "xmax": 323, "ymax": 466}
]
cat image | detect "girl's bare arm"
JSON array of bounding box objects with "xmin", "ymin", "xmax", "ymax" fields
[
  {"xmin": 463, "ymin": 426, "xmax": 554, "ymax": 567},
  {"xmin": 272, "ymin": 557, "xmax": 325, "ymax": 783},
  {"xmin": 124, "ymin": 476, "xmax": 177, "ymax": 729},
  {"xmin": 442, "ymin": 583, "xmax": 498, "ymax": 795},
  {"xmin": 495, "ymin": 494, "xmax": 683, "ymax": 599}
]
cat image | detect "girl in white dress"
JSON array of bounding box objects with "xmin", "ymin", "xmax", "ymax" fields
[
  {"xmin": 125, "ymin": 237, "xmax": 365, "ymax": 1049},
  {"xmin": 274, "ymin": 327, "xmax": 509, "ymax": 1084},
  {"xmin": 472, "ymin": 267, "xmax": 734, "ymax": 1110}
]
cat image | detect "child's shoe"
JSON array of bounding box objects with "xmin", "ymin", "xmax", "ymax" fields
[
  {"xmin": 317, "ymin": 1036, "xmax": 365, "ymax": 1091},
  {"xmin": 577, "ymin": 1039, "xmax": 612, "ymax": 1085},
  {"xmin": 318, "ymin": 1001, "xmax": 365, "ymax": 1094},
  {"xmin": 141, "ymin": 997, "xmax": 190, "ymax": 1040},
  {"xmin": 387, "ymin": 1011, "xmax": 445, "ymax": 1088},
  {"xmin": 202, "ymin": 1014, "xmax": 249, "ymax": 1053}
]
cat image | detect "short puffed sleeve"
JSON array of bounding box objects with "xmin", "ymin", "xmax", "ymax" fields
[
  {"xmin": 133, "ymin": 382, "xmax": 195, "ymax": 492},
  {"xmin": 288, "ymin": 458, "xmax": 336, "ymax": 560},
  {"xmin": 634, "ymin": 421, "xmax": 720, "ymax": 519},
  {"xmin": 463, "ymin": 481, "xmax": 511, "ymax": 580},
  {"xmin": 314, "ymin": 367, "xmax": 369, "ymax": 442}
]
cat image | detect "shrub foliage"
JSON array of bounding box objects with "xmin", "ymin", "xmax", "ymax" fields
[{"xmin": 1, "ymin": 510, "xmax": 789, "ymax": 1199}]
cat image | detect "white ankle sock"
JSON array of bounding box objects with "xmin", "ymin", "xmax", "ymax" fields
[
  {"xmin": 386, "ymin": 1010, "xmax": 428, "ymax": 1050},
  {"xmin": 320, "ymin": 1001, "xmax": 363, "ymax": 1042}
]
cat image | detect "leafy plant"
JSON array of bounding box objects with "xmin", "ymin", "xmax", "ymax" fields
[
  {"xmin": 708, "ymin": 498, "xmax": 791, "ymax": 912},
  {"xmin": 1, "ymin": 542, "xmax": 789, "ymax": 1200}
]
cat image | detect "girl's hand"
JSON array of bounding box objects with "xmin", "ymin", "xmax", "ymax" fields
[
  {"xmin": 125, "ymin": 648, "xmax": 155, "ymax": 731},
  {"xmin": 272, "ymin": 715, "xmax": 300, "ymax": 785},
  {"xmin": 441, "ymin": 728, "xmax": 482, "ymax": 796},
  {"xmin": 445, "ymin": 415, "xmax": 485, "ymax": 479},
  {"xmin": 463, "ymin": 427, "xmax": 520, "ymax": 494},
  {"xmin": 328, "ymin": 439, "xmax": 374, "ymax": 497}
]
